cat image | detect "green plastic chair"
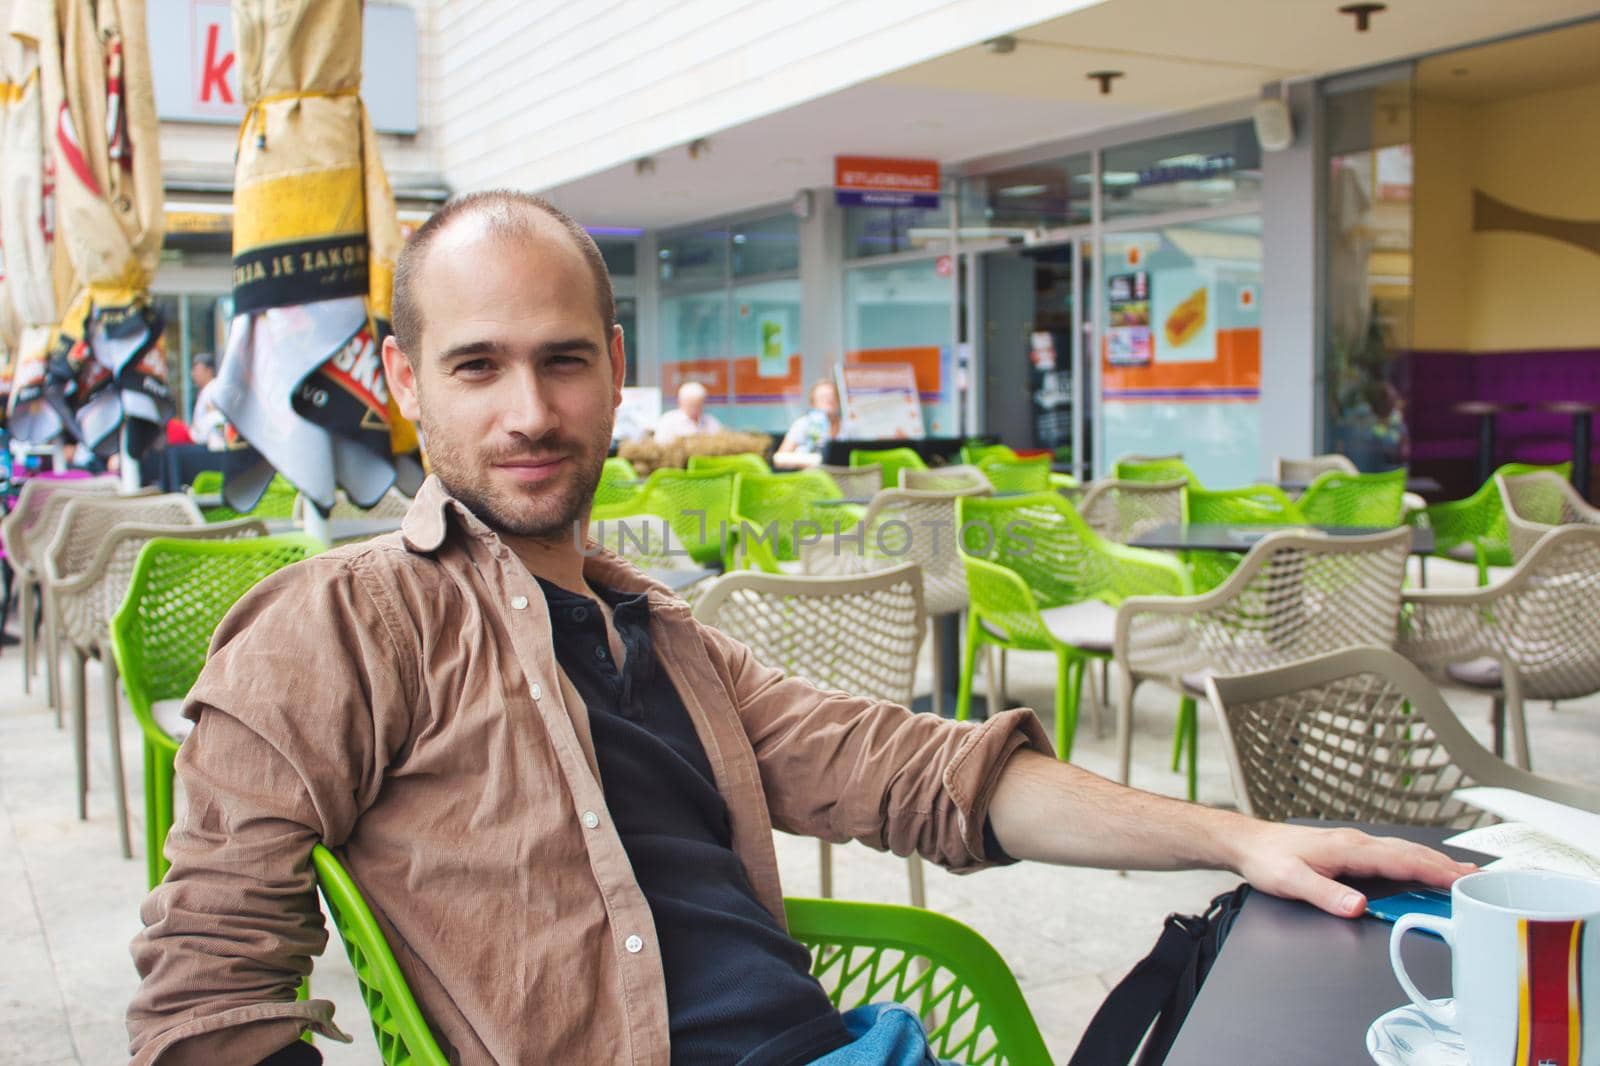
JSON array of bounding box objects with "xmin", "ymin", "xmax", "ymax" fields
[
  {"xmin": 732, "ymin": 469, "xmax": 862, "ymax": 572},
  {"xmin": 594, "ymin": 457, "xmax": 641, "ymax": 510},
  {"xmin": 961, "ymin": 443, "xmax": 1018, "ymax": 467},
  {"xmin": 687, "ymin": 452, "xmax": 771, "ymax": 478},
  {"xmin": 1296, "ymin": 468, "xmax": 1406, "ymax": 528},
  {"xmin": 851, "ymin": 447, "xmax": 927, "ymax": 491},
  {"xmin": 1420, "ymin": 461, "xmax": 1571, "ymax": 585},
  {"xmin": 976, "ymin": 456, "xmax": 1053, "ymax": 495},
  {"xmin": 109, "ymin": 534, "xmax": 325, "ymax": 888},
  {"xmin": 194, "ymin": 471, "xmax": 299, "ymax": 523},
  {"xmin": 786, "ymin": 896, "xmax": 1051, "ymax": 1065},
  {"xmin": 1185, "ymin": 484, "xmax": 1306, "ymax": 593},
  {"xmin": 956, "ymin": 492, "xmax": 1191, "ymax": 764},
  {"xmin": 303, "ymin": 848, "xmax": 1047, "ymax": 1066},
  {"xmin": 312, "ymin": 845, "xmax": 451, "ymax": 1066},
  {"xmin": 590, "ymin": 467, "xmax": 736, "ymax": 567},
  {"xmin": 1115, "ymin": 454, "xmax": 1200, "ymax": 487}
]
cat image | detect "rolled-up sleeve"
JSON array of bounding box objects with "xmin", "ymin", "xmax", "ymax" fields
[
  {"xmin": 699, "ymin": 622, "xmax": 1052, "ymax": 873},
  {"xmin": 127, "ymin": 556, "xmax": 415, "ymax": 1064}
]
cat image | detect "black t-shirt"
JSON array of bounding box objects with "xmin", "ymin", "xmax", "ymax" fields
[{"xmin": 537, "ymin": 579, "xmax": 852, "ymax": 1066}]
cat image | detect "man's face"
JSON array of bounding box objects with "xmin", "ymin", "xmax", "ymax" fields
[
  {"xmin": 192, "ymin": 362, "xmax": 214, "ymax": 389},
  {"xmin": 382, "ymin": 217, "xmax": 625, "ymax": 541},
  {"xmin": 680, "ymin": 388, "xmax": 704, "ymax": 421}
]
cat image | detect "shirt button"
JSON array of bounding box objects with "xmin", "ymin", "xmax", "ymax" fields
[
  {"xmin": 624, "ymin": 934, "xmax": 643, "ymax": 954},
  {"xmin": 510, "ymin": 595, "xmax": 529, "ymax": 610},
  {"xmin": 593, "ymin": 645, "xmax": 607, "ymax": 660},
  {"xmin": 530, "ymin": 681, "xmax": 543, "ymax": 700},
  {"xmin": 581, "ymin": 810, "xmax": 599, "ymax": 829},
  {"xmin": 572, "ymin": 605, "xmax": 588, "ymax": 622}
]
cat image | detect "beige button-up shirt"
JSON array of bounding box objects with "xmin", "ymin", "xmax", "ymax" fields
[{"xmin": 127, "ymin": 477, "xmax": 1051, "ymax": 1065}]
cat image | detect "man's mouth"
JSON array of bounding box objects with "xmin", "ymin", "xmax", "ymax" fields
[{"xmin": 495, "ymin": 456, "xmax": 567, "ymax": 482}]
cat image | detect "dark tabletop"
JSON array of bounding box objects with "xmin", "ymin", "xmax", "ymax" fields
[
  {"xmin": 1165, "ymin": 823, "xmax": 1488, "ymax": 1066},
  {"xmin": 1277, "ymin": 476, "xmax": 1442, "ymax": 495},
  {"xmin": 1543, "ymin": 400, "xmax": 1600, "ymax": 416},
  {"xmin": 1130, "ymin": 522, "xmax": 1435, "ymax": 555},
  {"xmin": 815, "ymin": 496, "xmax": 875, "ymax": 507},
  {"xmin": 265, "ymin": 517, "xmax": 404, "ymax": 542},
  {"xmin": 1452, "ymin": 400, "xmax": 1528, "ymax": 415}
]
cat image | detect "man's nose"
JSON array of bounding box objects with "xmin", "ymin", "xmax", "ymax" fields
[{"xmin": 504, "ymin": 368, "xmax": 559, "ymax": 439}]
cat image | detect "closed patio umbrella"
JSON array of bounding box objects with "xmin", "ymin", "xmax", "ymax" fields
[
  {"xmin": 214, "ymin": 0, "xmax": 420, "ymax": 518},
  {"xmin": 12, "ymin": 0, "xmax": 169, "ymax": 481}
]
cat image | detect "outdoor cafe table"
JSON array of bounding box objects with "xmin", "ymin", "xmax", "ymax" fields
[
  {"xmin": 1166, "ymin": 823, "xmax": 1487, "ymax": 1066},
  {"xmin": 265, "ymin": 517, "xmax": 404, "ymax": 542},
  {"xmin": 1129, "ymin": 522, "xmax": 1436, "ymax": 555},
  {"xmin": 1276, "ymin": 475, "xmax": 1443, "ymax": 496},
  {"xmin": 647, "ymin": 566, "xmax": 718, "ymax": 595}
]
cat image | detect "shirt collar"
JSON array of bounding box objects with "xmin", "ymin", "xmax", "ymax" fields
[{"xmin": 400, "ymin": 474, "xmax": 694, "ymax": 609}]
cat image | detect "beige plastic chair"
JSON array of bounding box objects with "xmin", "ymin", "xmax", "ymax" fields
[
  {"xmin": 293, "ymin": 486, "xmax": 413, "ymax": 522},
  {"xmin": 1205, "ymin": 645, "xmax": 1600, "ymax": 825},
  {"xmin": 1113, "ymin": 527, "xmax": 1412, "ymax": 793},
  {"xmin": 1273, "ymin": 454, "xmax": 1357, "ymax": 483},
  {"xmin": 1498, "ymin": 470, "xmax": 1600, "ymax": 562},
  {"xmin": 819, "ymin": 463, "xmax": 882, "ymax": 499},
  {"xmin": 900, "ymin": 465, "xmax": 991, "ymax": 493},
  {"xmin": 587, "ymin": 515, "xmax": 711, "ymax": 602},
  {"xmin": 46, "ymin": 498, "xmax": 265, "ymax": 856},
  {"xmin": 2, "ymin": 475, "xmax": 120, "ymax": 704},
  {"xmin": 1398, "ymin": 524, "xmax": 1600, "ymax": 770},
  {"xmin": 1076, "ymin": 478, "xmax": 1186, "ymax": 545},
  {"xmin": 693, "ymin": 564, "xmax": 931, "ymax": 906}
]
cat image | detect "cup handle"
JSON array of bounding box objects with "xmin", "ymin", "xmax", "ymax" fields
[{"xmin": 1389, "ymin": 913, "xmax": 1457, "ymax": 1028}]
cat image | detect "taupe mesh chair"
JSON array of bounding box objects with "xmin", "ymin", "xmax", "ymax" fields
[
  {"xmin": 293, "ymin": 487, "xmax": 413, "ymax": 522},
  {"xmin": 1274, "ymin": 454, "xmax": 1357, "ymax": 483},
  {"xmin": 1205, "ymin": 646, "xmax": 1600, "ymax": 825},
  {"xmin": 1113, "ymin": 527, "xmax": 1411, "ymax": 795},
  {"xmin": 1498, "ymin": 471, "xmax": 1600, "ymax": 562},
  {"xmin": 693, "ymin": 564, "xmax": 930, "ymax": 906},
  {"xmin": 45, "ymin": 498, "xmax": 264, "ymax": 856},
  {"xmin": 1076, "ymin": 478, "xmax": 1186, "ymax": 544},
  {"xmin": 2, "ymin": 475, "xmax": 120, "ymax": 704},
  {"xmin": 819, "ymin": 464, "xmax": 882, "ymax": 499},
  {"xmin": 900, "ymin": 464, "xmax": 990, "ymax": 493},
  {"xmin": 1399, "ymin": 524, "xmax": 1600, "ymax": 770}
]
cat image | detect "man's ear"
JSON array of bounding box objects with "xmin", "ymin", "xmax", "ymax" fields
[
  {"xmin": 383, "ymin": 335, "xmax": 422, "ymax": 422},
  {"xmin": 609, "ymin": 323, "xmax": 627, "ymax": 405}
]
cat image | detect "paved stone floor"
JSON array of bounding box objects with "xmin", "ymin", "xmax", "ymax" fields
[{"xmin": 2, "ymin": 557, "xmax": 1596, "ymax": 1064}]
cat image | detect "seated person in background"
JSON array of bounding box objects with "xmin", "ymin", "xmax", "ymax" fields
[
  {"xmin": 653, "ymin": 380, "xmax": 723, "ymax": 444},
  {"xmin": 188, "ymin": 354, "xmax": 229, "ymax": 450},
  {"xmin": 773, "ymin": 378, "xmax": 841, "ymax": 469},
  {"xmin": 126, "ymin": 190, "xmax": 1473, "ymax": 1066}
]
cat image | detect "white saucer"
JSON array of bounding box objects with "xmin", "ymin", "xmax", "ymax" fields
[{"xmin": 1367, "ymin": 999, "xmax": 1470, "ymax": 1065}]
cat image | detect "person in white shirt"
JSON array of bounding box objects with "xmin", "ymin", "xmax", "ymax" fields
[
  {"xmin": 189, "ymin": 354, "xmax": 229, "ymax": 450},
  {"xmin": 654, "ymin": 381, "xmax": 724, "ymax": 444}
]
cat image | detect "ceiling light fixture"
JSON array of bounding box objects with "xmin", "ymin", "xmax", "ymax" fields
[
  {"xmin": 1338, "ymin": 3, "xmax": 1386, "ymax": 31},
  {"xmin": 1088, "ymin": 70, "xmax": 1124, "ymax": 95}
]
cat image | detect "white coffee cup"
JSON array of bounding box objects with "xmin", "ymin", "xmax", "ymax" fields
[{"xmin": 1389, "ymin": 868, "xmax": 1600, "ymax": 1065}]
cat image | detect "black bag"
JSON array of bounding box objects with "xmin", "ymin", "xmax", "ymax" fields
[{"xmin": 1067, "ymin": 883, "xmax": 1251, "ymax": 1066}]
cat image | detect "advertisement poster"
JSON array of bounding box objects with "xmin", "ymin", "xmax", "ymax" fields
[
  {"xmin": 757, "ymin": 313, "xmax": 788, "ymax": 378},
  {"xmin": 1106, "ymin": 271, "xmax": 1153, "ymax": 366},
  {"xmin": 1151, "ymin": 268, "xmax": 1214, "ymax": 363},
  {"xmin": 838, "ymin": 363, "xmax": 925, "ymax": 440}
]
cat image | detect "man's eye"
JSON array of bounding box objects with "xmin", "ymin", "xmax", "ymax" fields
[{"xmin": 455, "ymin": 359, "xmax": 493, "ymax": 374}]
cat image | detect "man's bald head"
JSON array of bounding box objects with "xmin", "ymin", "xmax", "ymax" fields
[{"xmin": 390, "ymin": 190, "xmax": 615, "ymax": 358}]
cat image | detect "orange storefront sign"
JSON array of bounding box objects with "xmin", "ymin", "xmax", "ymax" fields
[
  {"xmin": 846, "ymin": 346, "xmax": 943, "ymax": 398},
  {"xmin": 835, "ymin": 156, "xmax": 941, "ymax": 208}
]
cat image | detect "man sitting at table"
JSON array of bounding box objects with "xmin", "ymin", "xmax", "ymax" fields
[
  {"xmin": 126, "ymin": 191, "xmax": 1472, "ymax": 1066},
  {"xmin": 653, "ymin": 380, "xmax": 723, "ymax": 443}
]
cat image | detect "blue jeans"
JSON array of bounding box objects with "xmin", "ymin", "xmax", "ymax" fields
[{"xmin": 806, "ymin": 1003, "xmax": 961, "ymax": 1066}]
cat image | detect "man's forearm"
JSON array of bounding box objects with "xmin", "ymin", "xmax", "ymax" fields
[{"xmin": 986, "ymin": 749, "xmax": 1252, "ymax": 872}]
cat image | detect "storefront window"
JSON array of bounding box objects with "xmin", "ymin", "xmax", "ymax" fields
[
  {"xmin": 844, "ymin": 259, "xmax": 957, "ymax": 436},
  {"xmin": 1100, "ymin": 124, "xmax": 1261, "ymax": 221},
  {"xmin": 1099, "ymin": 215, "xmax": 1263, "ymax": 486},
  {"xmin": 595, "ymin": 236, "xmax": 641, "ymax": 386},
  {"xmin": 731, "ymin": 215, "xmax": 800, "ymax": 278},
  {"xmin": 959, "ymin": 152, "xmax": 1092, "ymax": 235},
  {"xmin": 658, "ymin": 226, "xmax": 728, "ymax": 285},
  {"xmin": 1321, "ymin": 75, "xmax": 1413, "ymax": 471},
  {"xmin": 844, "ymin": 202, "xmax": 951, "ymax": 259}
]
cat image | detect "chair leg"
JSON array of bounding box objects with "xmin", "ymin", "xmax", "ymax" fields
[
  {"xmin": 1171, "ymin": 698, "xmax": 1190, "ymax": 771},
  {"xmin": 102, "ymin": 653, "xmax": 132, "ymax": 859},
  {"xmin": 20, "ymin": 575, "xmax": 34, "ymax": 696},
  {"xmin": 69, "ymin": 647, "xmax": 88, "ymax": 820},
  {"xmin": 1116, "ymin": 680, "xmax": 1136, "ymax": 787},
  {"xmin": 152, "ymin": 748, "xmax": 176, "ymax": 888},
  {"xmin": 1093, "ymin": 659, "xmax": 1110, "ymax": 738},
  {"xmin": 1184, "ymin": 697, "xmax": 1199, "ymax": 803},
  {"xmin": 143, "ymin": 740, "xmax": 161, "ymax": 888},
  {"xmin": 1508, "ymin": 695, "xmax": 1532, "ymax": 772},
  {"xmin": 1490, "ymin": 697, "xmax": 1505, "ymax": 759},
  {"xmin": 983, "ymin": 646, "xmax": 1002, "ymax": 719},
  {"xmin": 44, "ymin": 592, "xmax": 62, "ymax": 713},
  {"xmin": 956, "ymin": 616, "xmax": 980, "ymax": 722},
  {"xmin": 998, "ymin": 650, "xmax": 1009, "ymax": 707},
  {"xmin": 905, "ymin": 854, "xmax": 926, "ymax": 909},
  {"xmin": 929, "ymin": 618, "xmax": 946, "ymax": 720},
  {"xmin": 819, "ymin": 840, "xmax": 833, "ymax": 899}
]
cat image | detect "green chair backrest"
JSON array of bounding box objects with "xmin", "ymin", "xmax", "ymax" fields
[
  {"xmin": 733, "ymin": 469, "xmax": 851, "ymax": 571},
  {"xmin": 961, "ymin": 443, "xmax": 1018, "ymax": 467},
  {"xmin": 311, "ymin": 845, "xmax": 451, "ymax": 1066},
  {"xmin": 1185, "ymin": 484, "xmax": 1305, "ymax": 591},
  {"xmin": 201, "ymin": 473, "xmax": 299, "ymax": 523},
  {"xmin": 1115, "ymin": 455, "xmax": 1199, "ymax": 486},
  {"xmin": 850, "ymin": 447, "xmax": 927, "ymax": 490},
  {"xmin": 594, "ymin": 457, "xmax": 641, "ymax": 510},
  {"xmin": 190, "ymin": 469, "xmax": 223, "ymax": 495},
  {"xmin": 687, "ymin": 453, "xmax": 770, "ymax": 478},
  {"xmin": 590, "ymin": 467, "xmax": 735, "ymax": 567},
  {"xmin": 1423, "ymin": 461, "xmax": 1571, "ymax": 572},
  {"xmin": 1296, "ymin": 468, "xmax": 1406, "ymax": 527},
  {"xmin": 976, "ymin": 456, "xmax": 1053, "ymax": 495},
  {"xmin": 785, "ymin": 896, "xmax": 1052, "ymax": 1065},
  {"xmin": 109, "ymin": 534, "xmax": 326, "ymax": 741}
]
